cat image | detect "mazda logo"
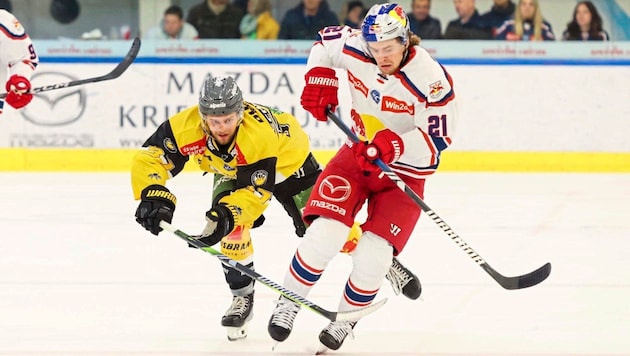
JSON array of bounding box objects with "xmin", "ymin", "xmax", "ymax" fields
[
  {"xmin": 21, "ymin": 71, "xmax": 86, "ymax": 126},
  {"xmin": 319, "ymin": 175, "xmax": 351, "ymax": 202}
]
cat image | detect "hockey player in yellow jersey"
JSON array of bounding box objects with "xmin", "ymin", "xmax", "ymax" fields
[{"xmin": 131, "ymin": 75, "xmax": 420, "ymax": 341}]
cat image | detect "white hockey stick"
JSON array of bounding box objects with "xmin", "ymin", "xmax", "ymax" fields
[
  {"xmin": 0, "ymin": 37, "xmax": 141, "ymax": 99},
  {"xmin": 159, "ymin": 221, "xmax": 387, "ymax": 322}
]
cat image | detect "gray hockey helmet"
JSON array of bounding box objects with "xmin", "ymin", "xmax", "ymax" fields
[{"xmin": 198, "ymin": 75, "xmax": 243, "ymax": 116}]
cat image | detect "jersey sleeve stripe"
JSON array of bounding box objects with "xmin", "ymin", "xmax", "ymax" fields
[
  {"xmin": 342, "ymin": 44, "xmax": 373, "ymax": 63},
  {"xmin": 0, "ymin": 25, "xmax": 27, "ymax": 39},
  {"xmin": 391, "ymin": 162, "xmax": 439, "ymax": 177},
  {"xmin": 21, "ymin": 60, "xmax": 37, "ymax": 70},
  {"xmin": 420, "ymin": 129, "xmax": 438, "ymax": 166},
  {"xmin": 394, "ymin": 72, "xmax": 427, "ymax": 103},
  {"xmin": 431, "ymin": 135, "xmax": 450, "ymax": 151},
  {"xmin": 426, "ymin": 65, "xmax": 456, "ymax": 107}
]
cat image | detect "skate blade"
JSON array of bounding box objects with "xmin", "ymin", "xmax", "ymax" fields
[
  {"xmin": 315, "ymin": 343, "xmax": 329, "ymax": 355},
  {"xmin": 226, "ymin": 325, "xmax": 248, "ymax": 342}
]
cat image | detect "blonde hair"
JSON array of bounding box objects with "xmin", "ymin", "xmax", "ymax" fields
[
  {"xmin": 514, "ymin": 0, "xmax": 544, "ymax": 40},
  {"xmin": 408, "ymin": 31, "xmax": 421, "ymax": 46}
]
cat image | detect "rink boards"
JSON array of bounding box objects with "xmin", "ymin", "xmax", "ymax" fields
[{"xmin": 1, "ymin": 40, "xmax": 628, "ymax": 172}]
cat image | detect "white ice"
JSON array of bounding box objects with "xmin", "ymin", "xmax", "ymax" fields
[{"xmin": 1, "ymin": 172, "xmax": 629, "ymax": 355}]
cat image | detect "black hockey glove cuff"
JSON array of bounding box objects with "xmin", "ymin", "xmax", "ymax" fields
[
  {"xmin": 135, "ymin": 185, "xmax": 176, "ymax": 235},
  {"xmin": 198, "ymin": 204, "xmax": 235, "ymax": 246}
]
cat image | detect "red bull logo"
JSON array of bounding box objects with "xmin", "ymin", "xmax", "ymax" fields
[
  {"xmin": 389, "ymin": 5, "xmax": 407, "ymax": 26},
  {"xmin": 369, "ymin": 24, "xmax": 381, "ymax": 34},
  {"xmin": 429, "ymin": 80, "xmax": 444, "ymax": 98}
]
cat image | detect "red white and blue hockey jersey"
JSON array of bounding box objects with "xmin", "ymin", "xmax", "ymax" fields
[
  {"xmin": 308, "ymin": 25, "xmax": 458, "ymax": 178},
  {"xmin": 0, "ymin": 9, "xmax": 38, "ymax": 113}
]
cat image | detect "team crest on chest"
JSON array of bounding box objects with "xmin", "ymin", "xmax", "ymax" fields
[{"xmin": 370, "ymin": 89, "xmax": 381, "ymax": 104}]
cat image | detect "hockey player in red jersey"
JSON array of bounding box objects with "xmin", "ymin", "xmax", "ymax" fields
[
  {"xmin": 0, "ymin": 8, "xmax": 38, "ymax": 114},
  {"xmin": 268, "ymin": 2, "xmax": 459, "ymax": 351}
]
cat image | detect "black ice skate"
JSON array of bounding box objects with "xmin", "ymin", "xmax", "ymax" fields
[
  {"xmin": 386, "ymin": 257, "xmax": 422, "ymax": 300},
  {"xmin": 221, "ymin": 292, "xmax": 254, "ymax": 341},
  {"xmin": 267, "ymin": 296, "xmax": 300, "ymax": 343},
  {"xmin": 318, "ymin": 320, "xmax": 357, "ymax": 351}
]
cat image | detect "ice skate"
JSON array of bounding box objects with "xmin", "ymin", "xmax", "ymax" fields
[
  {"xmin": 221, "ymin": 292, "xmax": 254, "ymax": 341},
  {"xmin": 318, "ymin": 320, "xmax": 356, "ymax": 351},
  {"xmin": 386, "ymin": 257, "xmax": 422, "ymax": 300},
  {"xmin": 267, "ymin": 296, "xmax": 300, "ymax": 343}
]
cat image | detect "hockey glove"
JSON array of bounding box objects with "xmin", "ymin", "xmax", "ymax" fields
[
  {"xmin": 197, "ymin": 204, "xmax": 235, "ymax": 246},
  {"xmin": 135, "ymin": 185, "xmax": 176, "ymax": 236},
  {"xmin": 300, "ymin": 67, "xmax": 338, "ymax": 121},
  {"xmin": 4, "ymin": 75, "xmax": 33, "ymax": 109},
  {"xmin": 353, "ymin": 129, "xmax": 404, "ymax": 172}
]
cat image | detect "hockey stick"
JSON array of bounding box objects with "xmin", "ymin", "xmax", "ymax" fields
[
  {"xmin": 0, "ymin": 37, "xmax": 141, "ymax": 99},
  {"xmin": 326, "ymin": 109, "xmax": 551, "ymax": 290},
  {"xmin": 159, "ymin": 221, "xmax": 387, "ymax": 321}
]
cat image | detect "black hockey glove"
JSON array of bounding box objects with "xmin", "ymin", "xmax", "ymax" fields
[
  {"xmin": 135, "ymin": 185, "xmax": 176, "ymax": 236},
  {"xmin": 197, "ymin": 204, "xmax": 235, "ymax": 246}
]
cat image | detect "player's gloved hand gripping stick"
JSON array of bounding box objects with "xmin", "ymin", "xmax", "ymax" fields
[{"xmin": 325, "ymin": 108, "xmax": 551, "ymax": 290}]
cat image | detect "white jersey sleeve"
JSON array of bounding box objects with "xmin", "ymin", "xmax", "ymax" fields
[
  {"xmin": 396, "ymin": 46, "xmax": 458, "ymax": 172},
  {"xmin": 0, "ymin": 10, "xmax": 39, "ymax": 84},
  {"xmin": 306, "ymin": 25, "xmax": 360, "ymax": 71}
]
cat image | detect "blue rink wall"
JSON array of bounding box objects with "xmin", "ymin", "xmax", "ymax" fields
[{"xmin": 1, "ymin": 40, "xmax": 629, "ymax": 173}]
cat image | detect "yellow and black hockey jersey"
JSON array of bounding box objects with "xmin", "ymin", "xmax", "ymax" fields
[{"xmin": 131, "ymin": 101, "xmax": 311, "ymax": 228}]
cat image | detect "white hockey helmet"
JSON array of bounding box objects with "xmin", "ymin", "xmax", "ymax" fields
[{"xmin": 361, "ymin": 3, "xmax": 410, "ymax": 44}]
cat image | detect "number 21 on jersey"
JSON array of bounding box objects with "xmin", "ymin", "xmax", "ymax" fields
[{"xmin": 427, "ymin": 114, "xmax": 448, "ymax": 137}]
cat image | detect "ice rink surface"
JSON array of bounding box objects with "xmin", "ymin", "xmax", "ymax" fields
[{"xmin": 1, "ymin": 172, "xmax": 629, "ymax": 356}]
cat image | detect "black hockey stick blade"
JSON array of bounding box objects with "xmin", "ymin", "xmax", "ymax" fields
[
  {"xmin": 482, "ymin": 262, "xmax": 551, "ymax": 290},
  {"xmin": 325, "ymin": 108, "xmax": 552, "ymax": 290},
  {"xmin": 0, "ymin": 37, "xmax": 141, "ymax": 99},
  {"xmin": 159, "ymin": 221, "xmax": 387, "ymax": 322}
]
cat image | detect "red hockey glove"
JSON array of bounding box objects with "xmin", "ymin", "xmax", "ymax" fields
[
  {"xmin": 353, "ymin": 129, "xmax": 404, "ymax": 172},
  {"xmin": 300, "ymin": 67, "xmax": 338, "ymax": 121},
  {"xmin": 4, "ymin": 75, "xmax": 33, "ymax": 109}
]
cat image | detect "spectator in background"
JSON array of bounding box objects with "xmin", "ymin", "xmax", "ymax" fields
[
  {"xmin": 408, "ymin": 0, "xmax": 441, "ymax": 39},
  {"xmin": 232, "ymin": 0, "xmax": 248, "ymax": 13},
  {"xmin": 443, "ymin": 0, "xmax": 492, "ymax": 39},
  {"xmin": 480, "ymin": 0, "xmax": 515, "ymax": 36},
  {"xmin": 187, "ymin": 0, "xmax": 243, "ymax": 38},
  {"xmin": 341, "ymin": 1, "xmax": 366, "ymax": 29},
  {"xmin": 0, "ymin": 0, "xmax": 11, "ymax": 12},
  {"xmin": 562, "ymin": 1, "xmax": 609, "ymax": 41},
  {"xmin": 145, "ymin": 5, "xmax": 199, "ymax": 40},
  {"xmin": 278, "ymin": 0, "xmax": 339, "ymax": 40},
  {"xmin": 494, "ymin": 0, "xmax": 554, "ymax": 40},
  {"xmin": 240, "ymin": 0, "xmax": 279, "ymax": 39}
]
